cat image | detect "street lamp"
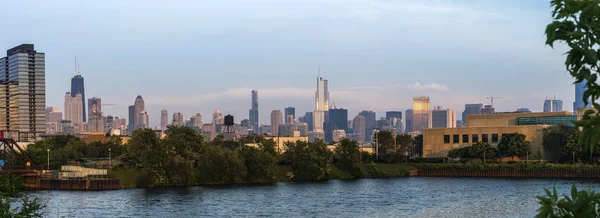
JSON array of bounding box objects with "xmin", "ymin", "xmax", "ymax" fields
[
  {"xmin": 109, "ymin": 148, "xmax": 112, "ymax": 167},
  {"xmin": 46, "ymin": 149, "xmax": 50, "ymax": 170}
]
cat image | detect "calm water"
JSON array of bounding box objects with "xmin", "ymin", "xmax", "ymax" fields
[{"xmin": 25, "ymin": 177, "xmax": 600, "ymax": 217}]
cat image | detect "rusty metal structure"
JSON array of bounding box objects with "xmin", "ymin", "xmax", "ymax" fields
[{"xmin": 0, "ymin": 138, "xmax": 36, "ymax": 169}]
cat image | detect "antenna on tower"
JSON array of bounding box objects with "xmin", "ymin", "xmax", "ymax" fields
[
  {"xmin": 74, "ymin": 56, "xmax": 77, "ymax": 76},
  {"xmin": 318, "ymin": 66, "xmax": 321, "ymax": 78}
]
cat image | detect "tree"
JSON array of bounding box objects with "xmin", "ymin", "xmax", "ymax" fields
[
  {"xmin": 334, "ymin": 138, "xmax": 362, "ymax": 178},
  {"xmin": 126, "ymin": 128, "xmax": 169, "ymax": 186},
  {"xmin": 497, "ymin": 133, "xmax": 531, "ymax": 160},
  {"xmin": 283, "ymin": 140, "xmax": 333, "ymax": 181},
  {"xmin": 239, "ymin": 142, "xmax": 277, "ymax": 183},
  {"xmin": 537, "ymin": 185, "xmax": 600, "ymax": 218},
  {"xmin": 545, "ymin": 0, "xmax": 600, "ymax": 155},
  {"xmin": 196, "ymin": 146, "xmax": 247, "ymax": 184},
  {"xmin": 0, "ymin": 174, "xmax": 44, "ymax": 217}
]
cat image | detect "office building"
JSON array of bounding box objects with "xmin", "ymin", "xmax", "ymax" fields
[
  {"xmin": 213, "ymin": 109, "xmax": 224, "ymax": 125},
  {"xmin": 313, "ymin": 76, "xmax": 329, "ymax": 131},
  {"xmin": 160, "ymin": 109, "xmax": 168, "ymax": 132},
  {"xmin": 259, "ymin": 125, "xmax": 272, "ymax": 135},
  {"xmin": 46, "ymin": 107, "xmax": 62, "ymax": 123},
  {"xmin": 353, "ymin": 115, "xmax": 366, "ymax": 143},
  {"xmin": 423, "ymin": 111, "xmax": 577, "ymax": 160},
  {"xmin": 64, "ymin": 92, "xmax": 83, "ymax": 133},
  {"xmin": 271, "ymin": 110, "xmax": 283, "ymax": 136},
  {"xmin": 87, "ymin": 97, "xmax": 104, "ymax": 132},
  {"xmin": 574, "ymin": 80, "xmax": 589, "ymax": 114},
  {"xmin": 481, "ymin": 105, "xmax": 495, "ymax": 114},
  {"xmin": 412, "ymin": 96, "xmax": 431, "ymax": 133},
  {"xmin": 241, "ymin": 119, "xmax": 251, "ymax": 129},
  {"xmin": 190, "ymin": 113, "xmax": 203, "ymax": 129},
  {"xmin": 303, "ymin": 112, "xmax": 313, "ymax": 131},
  {"xmin": 172, "ymin": 112, "xmax": 185, "ymax": 126},
  {"xmin": 70, "ymin": 58, "xmax": 86, "ymax": 122},
  {"xmin": 405, "ymin": 109, "xmax": 413, "ymax": 133},
  {"xmin": 359, "ymin": 111, "xmax": 376, "ymax": 141},
  {"xmin": 516, "ymin": 108, "xmax": 531, "ymax": 113},
  {"xmin": 284, "ymin": 107, "xmax": 295, "ymax": 123},
  {"xmin": 386, "ymin": 111, "xmax": 402, "ymax": 122},
  {"xmin": 133, "ymin": 95, "xmax": 145, "ymax": 132},
  {"xmin": 0, "ymin": 44, "xmax": 46, "ymax": 141},
  {"xmin": 296, "ymin": 123, "xmax": 309, "ymax": 136},
  {"xmin": 544, "ymin": 98, "xmax": 563, "ymax": 112},
  {"xmin": 332, "ymin": 129, "xmax": 346, "ymax": 142},
  {"xmin": 249, "ymin": 90, "xmax": 259, "ymax": 133},
  {"xmin": 127, "ymin": 105, "xmax": 135, "ymax": 135},
  {"xmin": 432, "ymin": 106, "xmax": 456, "ymax": 128},
  {"xmin": 139, "ymin": 111, "xmax": 149, "ymax": 129},
  {"xmin": 462, "ymin": 103, "xmax": 483, "ymax": 126},
  {"xmin": 329, "ymin": 105, "xmax": 348, "ymax": 133},
  {"xmin": 323, "ymin": 122, "xmax": 336, "ymax": 143}
]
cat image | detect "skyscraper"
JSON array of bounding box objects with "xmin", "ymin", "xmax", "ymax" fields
[
  {"xmin": 190, "ymin": 113, "xmax": 203, "ymax": 129},
  {"xmin": 71, "ymin": 57, "xmax": 86, "ymax": 122},
  {"xmin": 544, "ymin": 98, "xmax": 563, "ymax": 112},
  {"xmin": 412, "ymin": 96, "xmax": 431, "ymax": 133},
  {"xmin": 304, "ymin": 112, "xmax": 313, "ymax": 131},
  {"xmin": 480, "ymin": 105, "xmax": 495, "ymax": 114},
  {"xmin": 249, "ymin": 90, "xmax": 259, "ymax": 133},
  {"xmin": 160, "ymin": 109, "xmax": 168, "ymax": 132},
  {"xmin": 87, "ymin": 97, "xmax": 104, "ymax": 132},
  {"xmin": 405, "ymin": 109, "xmax": 413, "ymax": 133},
  {"xmin": 462, "ymin": 103, "xmax": 483, "ymax": 125},
  {"xmin": 353, "ymin": 115, "xmax": 366, "ymax": 143},
  {"xmin": 431, "ymin": 106, "xmax": 456, "ymax": 128},
  {"xmin": 574, "ymin": 80, "xmax": 589, "ymax": 114},
  {"xmin": 128, "ymin": 105, "xmax": 135, "ymax": 135},
  {"xmin": 172, "ymin": 112, "xmax": 185, "ymax": 126},
  {"xmin": 359, "ymin": 111, "xmax": 376, "ymax": 141},
  {"xmin": 139, "ymin": 111, "xmax": 149, "ymax": 129},
  {"xmin": 271, "ymin": 110, "xmax": 283, "ymax": 136},
  {"xmin": 329, "ymin": 106, "xmax": 348, "ymax": 133},
  {"xmin": 386, "ymin": 111, "xmax": 402, "ymax": 122},
  {"xmin": 133, "ymin": 95, "xmax": 145, "ymax": 131},
  {"xmin": 313, "ymin": 76, "xmax": 329, "ymax": 131},
  {"xmin": 64, "ymin": 92, "xmax": 83, "ymax": 132},
  {"xmin": 213, "ymin": 109, "xmax": 224, "ymax": 125},
  {"xmin": 284, "ymin": 107, "xmax": 295, "ymax": 123},
  {"xmin": 0, "ymin": 44, "xmax": 46, "ymax": 141}
]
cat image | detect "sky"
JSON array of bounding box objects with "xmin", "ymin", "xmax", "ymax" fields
[{"xmin": 0, "ymin": 0, "xmax": 572, "ymax": 126}]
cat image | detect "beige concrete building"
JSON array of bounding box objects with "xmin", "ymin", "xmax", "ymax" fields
[{"xmin": 423, "ymin": 111, "xmax": 575, "ymax": 158}]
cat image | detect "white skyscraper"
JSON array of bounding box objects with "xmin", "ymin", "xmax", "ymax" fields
[
  {"xmin": 160, "ymin": 109, "xmax": 168, "ymax": 132},
  {"xmin": 312, "ymin": 76, "xmax": 329, "ymax": 131},
  {"xmin": 213, "ymin": 109, "xmax": 224, "ymax": 125},
  {"xmin": 139, "ymin": 111, "xmax": 149, "ymax": 129},
  {"xmin": 64, "ymin": 92, "xmax": 83, "ymax": 133}
]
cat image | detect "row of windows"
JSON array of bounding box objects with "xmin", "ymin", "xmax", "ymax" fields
[{"xmin": 443, "ymin": 133, "xmax": 500, "ymax": 144}]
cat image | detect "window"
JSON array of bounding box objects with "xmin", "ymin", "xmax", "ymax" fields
[
  {"xmin": 482, "ymin": 134, "xmax": 489, "ymax": 143},
  {"xmin": 453, "ymin": 135, "xmax": 459, "ymax": 143},
  {"xmin": 443, "ymin": 135, "xmax": 450, "ymax": 143},
  {"xmin": 492, "ymin": 134, "xmax": 499, "ymax": 143},
  {"xmin": 472, "ymin": 134, "xmax": 479, "ymax": 143},
  {"xmin": 462, "ymin": 134, "xmax": 469, "ymax": 143}
]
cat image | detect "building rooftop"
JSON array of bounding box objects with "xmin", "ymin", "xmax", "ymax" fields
[{"xmin": 466, "ymin": 111, "xmax": 573, "ymax": 128}]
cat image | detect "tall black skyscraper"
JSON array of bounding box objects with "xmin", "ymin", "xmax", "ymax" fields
[
  {"xmin": 249, "ymin": 90, "xmax": 259, "ymax": 133},
  {"xmin": 304, "ymin": 112, "xmax": 313, "ymax": 131},
  {"xmin": 284, "ymin": 107, "xmax": 295, "ymax": 123},
  {"xmin": 386, "ymin": 111, "xmax": 402, "ymax": 121},
  {"xmin": 359, "ymin": 111, "xmax": 376, "ymax": 141},
  {"xmin": 329, "ymin": 107, "xmax": 348, "ymax": 133},
  {"xmin": 128, "ymin": 105, "xmax": 135, "ymax": 135},
  {"xmin": 71, "ymin": 57, "xmax": 86, "ymax": 122}
]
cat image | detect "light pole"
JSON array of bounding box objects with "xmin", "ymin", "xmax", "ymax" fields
[
  {"xmin": 109, "ymin": 148, "xmax": 112, "ymax": 167},
  {"xmin": 47, "ymin": 149, "xmax": 50, "ymax": 170}
]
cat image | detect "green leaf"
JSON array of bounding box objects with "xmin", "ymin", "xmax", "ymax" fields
[{"xmin": 583, "ymin": 49, "xmax": 599, "ymax": 65}]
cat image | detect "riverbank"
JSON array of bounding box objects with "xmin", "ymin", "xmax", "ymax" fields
[{"xmin": 109, "ymin": 163, "xmax": 416, "ymax": 188}]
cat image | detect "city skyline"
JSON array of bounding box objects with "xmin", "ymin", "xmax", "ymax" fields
[{"xmin": 0, "ymin": 0, "xmax": 573, "ymax": 127}]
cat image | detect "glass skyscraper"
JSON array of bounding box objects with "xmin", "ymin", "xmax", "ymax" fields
[
  {"xmin": 573, "ymin": 80, "xmax": 589, "ymax": 114},
  {"xmin": 249, "ymin": 90, "xmax": 259, "ymax": 133},
  {"xmin": 71, "ymin": 63, "xmax": 86, "ymax": 122}
]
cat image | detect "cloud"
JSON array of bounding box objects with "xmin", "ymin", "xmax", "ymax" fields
[{"xmin": 406, "ymin": 82, "xmax": 449, "ymax": 91}]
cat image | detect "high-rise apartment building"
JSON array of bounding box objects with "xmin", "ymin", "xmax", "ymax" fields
[
  {"xmin": 353, "ymin": 115, "xmax": 366, "ymax": 143},
  {"xmin": 405, "ymin": 109, "xmax": 413, "ymax": 133},
  {"xmin": 544, "ymin": 99, "xmax": 563, "ymax": 112},
  {"xmin": 172, "ymin": 112, "xmax": 185, "ymax": 126},
  {"xmin": 213, "ymin": 109, "xmax": 224, "ymax": 125},
  {"xmin": 0, "ymin": 44, "xmax": 46, "ymax": 141},
  {"xmin": 284, "ymin": 107, "xmax": 295, "ymax": 123},
  {"xmin": 271, "ymin": 110, "xmax": 283, "ymax": 136},
  {"xmin": 249, "ymin": 90, "xmax": 259, "ymax": 133},
  {"xmin": 312, "ymin": 76, "xmax": 329, "ymax": 131},
  {"xmin": 160, "ymin": 109, "xmax": 168, "ymax": 132},
  {"xmin": 190, "ymin": 113, "xmax": 202, "ymax": 129},
  {"xmin": 329, "ymin": 106, "xmax": 348, "ymax": 133},
  {"xmin": 70, "ymin": 58, "xmax": 86, "ymax": 122},
  {"xmin": 359, "ymin": 111, "xmax": 376, "ymax": 141},
  {"xmin": 462, "ymin": 103, "xmax": 483, "ymax": 126},
  {"xmin": 574, "ymin": 80, "xmax": 589, "ymax": 114},
  {"xmin": 432, "ymin": 106, "xmax": 456, "ymax": 128},
  {"xmin": 133, "ymin": 95, "xmax": 145, "ymax": 132},
  {"xmin": 412, "ymin": 96, "xmax": 431, "ymax": 133},
  {"xmin": 64, "ymin": 92, "xmax": 83, "ymax": 128}
]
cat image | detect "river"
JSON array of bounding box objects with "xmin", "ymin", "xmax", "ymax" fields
[{"xmin": 25, "ymin": 177, "xmax": 600, "ymax": 217}]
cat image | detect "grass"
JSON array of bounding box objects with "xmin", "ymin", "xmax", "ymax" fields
[{"xmin": 109, "ymin": 169, "xmax": 143, "ymax": 188}]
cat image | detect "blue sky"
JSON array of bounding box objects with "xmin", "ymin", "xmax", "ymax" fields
[{"xmin": 1, "ymin": 0, "xmax": 571, "ymax": 126}]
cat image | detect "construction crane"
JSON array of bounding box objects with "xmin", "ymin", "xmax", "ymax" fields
[{"xmin": 487, "ymin": 96, "xmax": 502, "ymax": 107}]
